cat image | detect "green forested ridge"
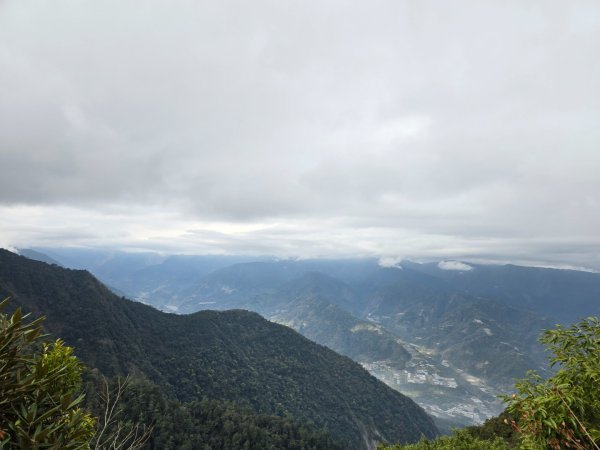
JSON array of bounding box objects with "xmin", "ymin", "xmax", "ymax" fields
[
  {"xmin": 159, "ymin": 260, "xmax": 555, "ymax": 426},
  {"xmin": 0, "ymin": 298, "xmax": 338, "ymax": 449},
  {"xmin": 165, "ymin": 258, "xmax": 553, "ymax": 389},
  {"xmin": 0, "ymin": 249, "xmax": 438, "ymax": 448},
  {"xmin": 83, "ymin": 373, "xmax": 342, "ymax": 450},
  {"xmin": 45, "ymin": 247, "xmax": 600, "ymax": 426}
]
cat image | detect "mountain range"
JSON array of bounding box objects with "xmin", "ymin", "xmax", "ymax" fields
[
  {"xmin": 0, "ymin": 248, "xmax": 437, "ymax": 449},
  {"xmin": 26, "ymin": 247, "xmax": 600, "ymax": 429}
]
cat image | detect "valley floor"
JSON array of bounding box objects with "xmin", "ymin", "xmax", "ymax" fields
[{"xmin": 361, "ymin": 343, "xmax": 505, "ymax": 427}]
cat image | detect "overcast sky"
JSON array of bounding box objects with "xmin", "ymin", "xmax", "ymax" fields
[{"xmin": 1, "ymin": 0, "xmax": 599, "ymax": 269}]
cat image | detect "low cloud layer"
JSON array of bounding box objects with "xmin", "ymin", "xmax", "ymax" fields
[
  {"xmin": 1, "ymin": 1, "xmax": 599, "ymax": 269},
  {"xmin": 438, "ymin": 261, "xmax": 473, "ymax": 272}
]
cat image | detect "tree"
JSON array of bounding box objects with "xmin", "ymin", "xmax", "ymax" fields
[
  {"xmin": 89, "ymin": 375, "xmax": 152, "ymax": 450},
  {"xmin": 376, "ymin": 428, "xmax": 507, "ymax": 449},
  {"xmin": 504, "ymin": 317, "xmax": 600, "ymax": 450},
  {"xmin": 0, "ymin": 298, "xmax": 95, "ymax": 448}
]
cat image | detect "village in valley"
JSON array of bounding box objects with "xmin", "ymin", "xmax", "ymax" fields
[{"xmin": 361, "ymin": 344, "xmax": 502, "ymax": 426}]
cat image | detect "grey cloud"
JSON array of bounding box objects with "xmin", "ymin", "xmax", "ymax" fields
[{"xmin": 1, "ymin": 0, "xmax": 599, "ymax": 269}]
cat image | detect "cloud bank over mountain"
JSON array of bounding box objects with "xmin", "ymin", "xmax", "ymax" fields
[{"xmin": 1, "ymin": 1, "xmax": 599, "ymax": 269}]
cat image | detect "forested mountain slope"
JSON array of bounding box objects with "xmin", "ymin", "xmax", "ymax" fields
[
  {"xmin": 0, "ymin": 249, "xmax": 437, "ymax": 449},
  {"xmin": 136, "ymin": 259, "xmax": 559, "ymax": 425},
  {"xmin": 29, "ymin": 248, "xmax": 600, "ymax": 427}
]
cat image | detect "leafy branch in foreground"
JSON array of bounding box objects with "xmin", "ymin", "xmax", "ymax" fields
[
  {"xmin": 503, "ymin": 317, "xmax": 600, "ymax": 450},
  {"xmin": 0, "ymin": 297, "xmax": 95, "ymax": 448},
  {"xmin": 0, "ymin": 298, "xmax": 152, "ymax": 449}
]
